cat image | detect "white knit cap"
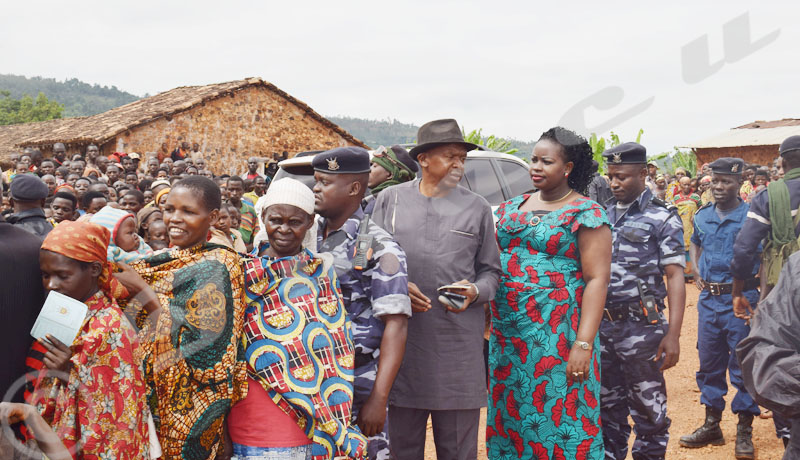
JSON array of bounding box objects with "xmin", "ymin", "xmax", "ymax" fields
[
  {"xmin": 256, "ymin": 178, "xmax": 315, "ymax": 216},
  {"xmin": 253, "ymin": 178, "xmax": 317, "ymax": 249}
]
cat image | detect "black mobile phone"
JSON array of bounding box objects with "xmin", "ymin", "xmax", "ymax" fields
[{"xmin": 439, "ymin": 292, "xmax": 467, "ymax": 310}]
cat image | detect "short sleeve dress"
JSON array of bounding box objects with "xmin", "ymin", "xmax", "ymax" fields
[{"xmin": 487, "ymin": 195, "xmax": 610, "ymax": 460}]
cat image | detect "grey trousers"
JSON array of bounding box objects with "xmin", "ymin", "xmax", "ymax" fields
[{"xmin": 387, "ymin": 405, "xmax": 481, "ymax": 460}]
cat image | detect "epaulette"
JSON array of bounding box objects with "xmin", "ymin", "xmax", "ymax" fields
[
  {"xmin": 650, "ymin": 197, "xmax": 676, "ymax": 210},
  {"xmin": 698, "ymin": 201, "xmax": 713, "ymax": 211}
]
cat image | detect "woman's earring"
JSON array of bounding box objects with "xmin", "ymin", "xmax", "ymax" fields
[{"xmin": 564, "ymin": 172, "xmax": 569, "ymax": 177}]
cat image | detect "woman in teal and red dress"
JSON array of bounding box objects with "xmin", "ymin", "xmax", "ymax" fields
[{"xmin": 488, "ymin": 127, "xmax": 612, "ymax": 460}]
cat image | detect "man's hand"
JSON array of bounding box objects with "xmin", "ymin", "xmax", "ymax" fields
[
  {"xmin": 656, "ymin": 333, "xmax": 680, "ymax": 371},
  {"xmin": 443, "ymin": 280, "xmax": 478, "ymax": 313},
  {"xmin": 40, "ymin": 335, "xmax": 72, "ymax": 381},
  {"xmin": 356, "ymin": 393, "xmax": 387, "ymax": 437},
  {"xmin": 733, "ymin": 294, "xmax": 754, "ymax": 321},
  {"xmin": 408, "ymin": 282, "xmax": 431, "ymax": 312},
  {"xmin": 693, "ymin": 273, "xmax": 704, "ymax": 292}
]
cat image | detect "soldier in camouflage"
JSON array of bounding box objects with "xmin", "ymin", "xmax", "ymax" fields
[
  {"xmin": 313, "ymin": 147, "xmax": 411, "ymax": 460},
  {"xmin": 601, "ymin": 143, "xmax": 687, "ymax": 460}
]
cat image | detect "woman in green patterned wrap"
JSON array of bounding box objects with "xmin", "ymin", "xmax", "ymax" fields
[{"xmin": 116, "ymin": 176, "xmax": 247, "ymax": 460}]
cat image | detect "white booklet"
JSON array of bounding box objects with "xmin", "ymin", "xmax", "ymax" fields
[{"xmin": 30, "ymin": 291, "xmax": 88, "ymax": 346}]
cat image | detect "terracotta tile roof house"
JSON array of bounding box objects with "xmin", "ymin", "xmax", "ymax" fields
[{"xmin": 0, "ymin": 77, "xmax": 366, "ymax": 173}]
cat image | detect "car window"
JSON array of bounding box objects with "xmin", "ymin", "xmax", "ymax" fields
[
  {"xmin": 463, "ymin": 159, "xmax": 505, "ymax": 205},
  {"xmin": 498, "ymin": 159, "xmax": 534, "ymax": 199}
]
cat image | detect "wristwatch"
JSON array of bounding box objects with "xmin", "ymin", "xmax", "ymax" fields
[{"xmin": 574, "ymin": 340, "xmax": 592, "ymax": 350}]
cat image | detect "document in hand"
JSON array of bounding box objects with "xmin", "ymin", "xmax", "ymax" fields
[{"xmin": 30, "ymin": 291, "xmax": 88, "ymax": 346}]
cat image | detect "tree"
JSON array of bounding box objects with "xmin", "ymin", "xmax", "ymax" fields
[
  {"xmin": 589, "ymin": 129, "xmax": 644, "ymax": 172},
  {"xmin": 649, "ymin": 148, "xmax": 698, "ymax": 176},
  {"xmin": 0, "ymin": 90, "xmax": 63, "ymax": 125},
  {"xmin": 463, "ymin": 128, "xmax": 519, "ymax": 155}
]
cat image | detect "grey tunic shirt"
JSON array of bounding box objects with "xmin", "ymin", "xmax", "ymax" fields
[{"xmin": 372, "ymin": 179, "xmax": 501, "ymax": 410}]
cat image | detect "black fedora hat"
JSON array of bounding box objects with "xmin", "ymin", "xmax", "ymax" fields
[{"xmin": 409, "ymin": 119, "xmax": 478, "ymax": 160}]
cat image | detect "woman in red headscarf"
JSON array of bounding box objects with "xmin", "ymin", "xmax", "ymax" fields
[{"xmin": 29, "ymin": 221, "xmax": 151, "ymax": 459}]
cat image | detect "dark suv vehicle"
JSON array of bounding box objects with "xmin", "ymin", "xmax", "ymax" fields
[{"xmin": 273, "ymin": 149, "xmax": 533, "ymax": 206}]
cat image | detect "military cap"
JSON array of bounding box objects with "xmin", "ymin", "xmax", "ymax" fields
[
  {"xmin": 602, "ymin": 142, "xmax": 647, "ymax": 164},
  {"xmin": 9, "ymin": 174, "xmax": 49, "ymax": 201},
  {"xmin": 779, "ymin": 135, "xmax": 800, "ymax": 156},
  {"xmin": 312, "ymin": 147, "xmax": 370, "ymax": 174},
  {"xmin": 709, "ymin": 157, "xmax": 745, "ymax": 175}
]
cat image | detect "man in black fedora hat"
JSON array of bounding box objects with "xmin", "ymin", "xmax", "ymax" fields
[{"xmin": 372, "ymin": 118, "xmax": 501, "ymax": 460}]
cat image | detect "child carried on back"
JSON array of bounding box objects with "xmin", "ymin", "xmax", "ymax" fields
[{"xmin": 90, "ymin": 206, "xmax": 153, "ymax": 263}]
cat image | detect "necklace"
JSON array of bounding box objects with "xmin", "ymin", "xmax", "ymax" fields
[{"xmin": 539, "ymin": 189, "xmax": 573, "ymax": 204}]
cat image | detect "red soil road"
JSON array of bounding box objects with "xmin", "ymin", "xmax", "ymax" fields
[{"xmin": 422, "ymin": 284, "xmax": 786, "ymax": 459}]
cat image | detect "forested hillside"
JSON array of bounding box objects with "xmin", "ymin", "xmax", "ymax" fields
[{"xmin": 0, "ymin": 74, "xmax": 139, "ymax": 117}]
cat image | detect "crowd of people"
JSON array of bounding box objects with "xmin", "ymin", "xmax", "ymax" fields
[{"xmin": 0, "ymin": 121, "xmax": 798, "ymax": 460}]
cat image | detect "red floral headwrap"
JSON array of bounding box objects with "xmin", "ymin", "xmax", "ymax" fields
[{"xmin": 40, "ymin": 221, "xmax": 128, "ymax": 299}]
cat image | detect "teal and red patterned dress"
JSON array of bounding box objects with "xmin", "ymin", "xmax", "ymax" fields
[{"xmin": 488, "ymin": 195, "xmax": 609, "ymax": 460}]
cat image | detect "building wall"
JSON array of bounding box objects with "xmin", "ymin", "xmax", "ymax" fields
[
  {"xmin": 99, "ymin": 86, "xmax": 357, "ymax": 174},
  {"xmin": 695, "ymin": 145, "xmax": 781, "ymax": 168}
]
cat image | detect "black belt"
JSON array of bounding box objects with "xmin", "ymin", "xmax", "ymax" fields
[
  {"xmin": 603, "ymin": 301, "xmax": 663, "ymax": 322},
  {"xmin": 701, "ymin": 278, "xmax": 760, "ymax": 296}
]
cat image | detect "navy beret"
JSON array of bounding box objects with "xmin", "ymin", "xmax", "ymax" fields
[
  {"xmin": 10, "ymin": 174, "xmax": 49, "ymax": 201},
  {"xmin": 389, "ymin": 145, "xmax": 419, "ymax": 173},
  {"xmin": 709, "ymin": 157, "xmax": 744, "ymax": 175},
  {"xmin": 709, "ymin": 157, "xmax": 745, "ymax": 175},
  {"xmin": 602, "ymin": 142, "xmax": 647, "ymax": 165},
  {"xmin": 779, "ymin": 135, "xmax": 800, "ymax": 156},
  {"xmin": 312, "ymin": 147, "xmax": 370, "ymax": 174}
]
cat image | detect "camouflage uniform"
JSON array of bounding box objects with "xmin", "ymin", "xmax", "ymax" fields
[
  {"xmin": 317, "ymin": 206, "xmax": 411, "ymax": 460},
  {"xmin": 602, "ymin": 187, "xmax": 685, "ymax": 460}
]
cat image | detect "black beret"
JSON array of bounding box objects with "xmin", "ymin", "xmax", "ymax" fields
[
  {"xmin": 312, "ymin": 147, "xmax": 370, "ymax": 174},
  {"xmin": 779, "ymin": 135, "xmax": 800, "ymax": 156},
  {"xmin": 709, "ymin": 157, "xmax": 745, "ymax": 175},
  {"xmin": 603, "ymin": 142, "xmax": 647, "ymax": 165},
  {"xmin": 9, "ymin": 174, "xmax": 48, "ymax": 201},
  {"xmin": 389, "ymin": 145, "xmax": 419, "ymax": 173}
]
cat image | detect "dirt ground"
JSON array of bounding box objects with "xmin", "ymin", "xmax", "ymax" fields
[{"xmin": 422, "ymin": 284, "xmax": 786, "ymax": 459}]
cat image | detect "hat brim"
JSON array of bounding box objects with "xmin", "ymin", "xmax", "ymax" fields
[
  {"xmin": 409, "ymin": 141, "xmax": 479, "ymax": 161},
  {"xmin": 312, "ymin": 167, "xmax": 371, "ymax": 174}
]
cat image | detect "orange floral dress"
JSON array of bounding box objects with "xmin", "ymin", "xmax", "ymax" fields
[{"xmin": 32, "ymin": 290, "xmax": 150, "ymax": 459}]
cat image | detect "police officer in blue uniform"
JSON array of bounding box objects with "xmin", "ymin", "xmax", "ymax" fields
[
  {"xmin": 679, "ymin": 157, "xmax": 759, "ymax": 459},
  {"xmin": 732, "ymin": 135, "xmax": 800, "ymax": 452},
  {"xmin": 601, "ymin": 142, "xmax": 687, "ymax": 460},
  {"xmin": 313, "ymin": 147, "xmax": 412, "ymax": 460}
]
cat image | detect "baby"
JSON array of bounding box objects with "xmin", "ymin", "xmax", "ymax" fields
[{"xmin": 90, "ymin": 206, "xmax": 153, "ymax": 263}]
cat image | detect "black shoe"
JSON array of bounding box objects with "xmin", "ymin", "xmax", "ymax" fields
[
  {"xmin": 680, "ymin": 406, "xmax": 725, "ymax": 448},
  {"xmin": 735, "ymin": 413, "xmax": 755, "ymax": 459}
]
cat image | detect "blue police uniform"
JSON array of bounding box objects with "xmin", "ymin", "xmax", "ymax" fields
[
  {"xmin": 692, "ymin": 199, "xmax": 760, "ymax": 416},
  {"xmin": 601, "ymin": 143, "xmax": 686, "ymax": 460},
  {"xmin": 314, "ymin": 147, "xmax": 412, "ymax": 460}
]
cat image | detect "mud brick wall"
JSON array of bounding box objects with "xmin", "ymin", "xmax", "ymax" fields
[{"xmin": 695, "ymin": 145, "xmax": 781, "ymax": 169}]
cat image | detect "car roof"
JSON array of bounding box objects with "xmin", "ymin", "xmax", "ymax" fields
[{"xmin": 278, "ymin": 148, "xmax": 527, "ymax": 169}]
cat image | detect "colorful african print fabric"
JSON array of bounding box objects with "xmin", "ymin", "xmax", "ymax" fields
[
  {"xmin": 128, "ymin": 243, "xmax": 247, "ymax": 460},
  {"xmin": 739, "ymin": 181, "xmax": 753, "ymax": 202},
  {"xmin": 673, "ymin": 192, "xmax": 702, "ymax": 274},
  {"xmin": 31, "ymin": 291, "xmax": 150, "ymax": 459},
  {"xmin": 237, "ymin": 201, "xmax": 259, "ymax": 245},
  {"xmin": 488, "ymin": 196, "xmax": 609, "ymax": 460},
  {"xmin": 241, "ymin": 245, "xmax": 367, "ymax": 460}
]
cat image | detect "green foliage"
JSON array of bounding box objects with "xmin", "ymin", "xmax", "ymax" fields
[
  {"xmin": 648, "ymin": 148, "xmax": 698, "ymax": 176},
  {"xmin": 0, "ymin": 74, "xmax": 139, "ymax": 117},
  {"xmin": 462, "ymin": 128, "xmax": 519, "ymax": 155},
  {"xmin": 0, "ymin": 90, "xmax": 63, "ymax": 125},
  {"xmin": 588, "ymin": 129, "xmax": 643, "ymax": 172}
]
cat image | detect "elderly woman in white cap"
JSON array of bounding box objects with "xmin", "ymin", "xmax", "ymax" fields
[{"xmin": 226, "ymin": 178, "xmax": 367, "ymax": 460}]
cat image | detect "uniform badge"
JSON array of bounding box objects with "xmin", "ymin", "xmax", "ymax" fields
[
  {"xmin": 612, "ymin": 152, "xmax": 622, "ymax": 163},
  {"xmin": 326, "ymin": 158, "xmax": 340, "ymax": 171},
  {"xmin": 731, "ymin": 163, "xmax": 739, "ymax": 173}
]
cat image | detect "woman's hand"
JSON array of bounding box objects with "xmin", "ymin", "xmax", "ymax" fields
[
  {"xmin": 113, "ymin": 262, "xmax": 148, "ymax": 295},
  {"xmin": 565, "ymin": 345, "xmax": 592, "ymax": 385},
  {"xmin": 40, "ymin": 335, "xmax": 72, "ymax": 381},
  {"xmin": 0, "ymin": 402, "xmax": 34, "ymax": 425}
]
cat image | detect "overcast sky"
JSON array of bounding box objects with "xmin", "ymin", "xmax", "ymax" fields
[{"xmin": 2, "ymin": 0, "xmax": 798, "ymax": 153}]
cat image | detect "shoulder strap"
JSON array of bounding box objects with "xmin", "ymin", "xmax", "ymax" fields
[{"xmin": 767, "ymin": 179, "xmax": 794, "ymax": 245}]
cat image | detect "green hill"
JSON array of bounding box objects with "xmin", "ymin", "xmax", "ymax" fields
[{"xmin": 0, "ymin": 74, "xmax": 139, "ymax": 117}]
